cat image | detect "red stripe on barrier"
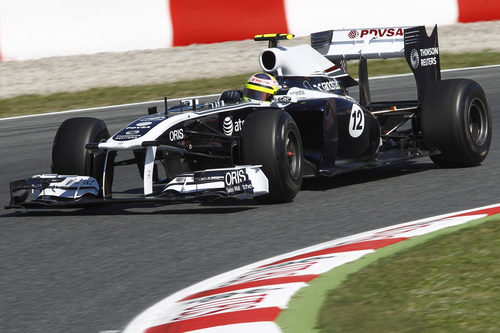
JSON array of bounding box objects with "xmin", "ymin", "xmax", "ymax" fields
[
  {"xmin": 145, "ymin": 307, "xmax": 281, "ymax": 332},
  {"xmin": 261, "ymin": 238, "xmax": 408, "ymax": 267},
  {"xmin": 180, "ymin": 275, "xmax": 318, "ymax": 302},
  {"xmin": 169, "ymin": 0, "xmax": 289, "ymax": 46},
  {"xmin": 457, "ymin": 0, "xmax": 500, "ymax": 22}
]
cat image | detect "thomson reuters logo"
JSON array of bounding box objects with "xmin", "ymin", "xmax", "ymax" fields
[
  {"xmin": 410, "ymin": 49, "xmax": 420, "ymax": 69},
  {"xmin": 223, "ymin": 117, "xmax": 233, "ymax": 135}
]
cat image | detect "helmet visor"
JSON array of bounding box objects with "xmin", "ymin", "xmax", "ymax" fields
[
  {"xmin": 244, "ymin": 83, "xmax": 275, "ymax": 102},
  {"xmin": 244, "ymin": 88, "xmax": 274, "ymax": 102}
]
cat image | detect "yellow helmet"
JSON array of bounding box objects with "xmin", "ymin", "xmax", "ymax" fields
[{"xmin": 243, "ymin": 72, "xmax": 279, "ymax": 102}]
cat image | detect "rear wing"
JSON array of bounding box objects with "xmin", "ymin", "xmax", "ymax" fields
[{"xmin": 311, "ymin": 26, "xmax": 441, "ymax": 104}]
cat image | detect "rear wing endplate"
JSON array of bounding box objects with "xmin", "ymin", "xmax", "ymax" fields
[{"xmin": 311, "ymin": 26, "xmax": 441, "ymax": 103}]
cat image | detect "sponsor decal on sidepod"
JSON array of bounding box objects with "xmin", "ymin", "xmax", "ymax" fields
[{"xmin": 223, "ymin": 117, "xmax": 245, "ymax": 136}]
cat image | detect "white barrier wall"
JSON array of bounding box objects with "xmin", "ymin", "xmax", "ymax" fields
[
  {"xmin": 0, "ymin": 0, "xmax": 172, "ymax": 60},
  {"xmin": 0, "ymin": 0, "xmax": 498, "ymax": 61}
]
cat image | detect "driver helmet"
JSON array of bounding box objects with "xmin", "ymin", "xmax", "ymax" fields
[{"xmin": 243, "ymin": 72, "xmax": 279, "ymax": 102}]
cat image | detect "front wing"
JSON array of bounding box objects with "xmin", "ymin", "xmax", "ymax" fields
[{"xmin": 6, "ymin": 166, "xmax": 268, "ymax": 209}]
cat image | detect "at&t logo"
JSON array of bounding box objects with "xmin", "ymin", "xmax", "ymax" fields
[
  {"xmin": 223, "ymin": 116, "xmax": 245, "ymax": 136},
  {"xmin": 223, "ymin": 117, "xmax": 233, "ymax": 135}
]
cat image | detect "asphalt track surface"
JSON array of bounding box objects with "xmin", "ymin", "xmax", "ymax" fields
[{"xmin": 1, "ymin": 67, "xmax": 499, "ymax": 333}]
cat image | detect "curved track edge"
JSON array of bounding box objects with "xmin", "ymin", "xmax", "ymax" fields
[
  {"xmin": 121, "ymin": 203, "xmax": 500, "ymax": 333},
  {"xmin": 276, "ymin": 210, "xmax": 500, "ymax": 333}
]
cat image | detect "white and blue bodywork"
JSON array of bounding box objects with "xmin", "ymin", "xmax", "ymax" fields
[{"xmin": 8, "ymin": 26, "xmax": 457, "ymax": 208}]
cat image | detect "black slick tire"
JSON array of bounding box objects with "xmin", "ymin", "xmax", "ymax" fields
[
  {"xmin": 51, "ymin": 117, "xmax": 110, "ymax": 177},
  {"xmin": 241, "ymin": 109, "xmax": 303, "ymax": 203},
  {"xmin": 421, "ymin": 79, "xmax": 491, "ymax": 167}
]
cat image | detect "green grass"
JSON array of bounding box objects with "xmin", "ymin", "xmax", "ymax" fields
[
  {"xmin": 1, "ymin": 51, "xmax": 499, "ymax": 119},
  {"xmin": 0, "ymin": 73, "xmax": 251, "ymax": 119},
  {"xmin": 317, "ymin": 217, "xmax": 500, "ymax": 332}
]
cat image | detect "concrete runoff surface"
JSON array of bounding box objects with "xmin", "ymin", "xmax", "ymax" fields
[{"xmin": 0, "ymin": 21, "xmax": 499, "ymax": 99}]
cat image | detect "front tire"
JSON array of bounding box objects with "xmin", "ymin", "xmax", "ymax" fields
[
  {"xmin": 421, "ymin": 79, "xmax": 491, "ymax": 167},
  {"xmin": 51, "ymin": 117, "xmax": 109, "ymax": 177},
  {"xmin": 241, "ymin": 109, "xmax": 303, "ymax": 203}
]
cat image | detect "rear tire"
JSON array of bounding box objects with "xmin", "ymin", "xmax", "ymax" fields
[
  {"xmin": 241, "ymin": 109, "xmax": 303, "ymax": 203},
  {"xmin": 51, "ymin": 117, "xmax": 109, "ymax": 177},
  {"xmin": 421, "ymin": 79, "xmax": 491, "ymax": 167}
]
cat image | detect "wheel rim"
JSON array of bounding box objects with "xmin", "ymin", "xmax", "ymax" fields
[
  {"xmin": 285, "ymin": 130, "xmax": 300, "ymax": 180},
  {"xmin": 467, "ymin": 97, "xmax": 488, "ymax": 146}
]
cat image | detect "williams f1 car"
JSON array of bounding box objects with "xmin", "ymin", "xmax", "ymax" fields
[{"xmin": 7, "ymin": 26, "xmax": 492, "ymax": 209}]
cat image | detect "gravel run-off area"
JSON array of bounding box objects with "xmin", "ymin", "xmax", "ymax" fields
[{"xmin": 1, "ymin": 21, "xmax": 499, "ymax": 99}]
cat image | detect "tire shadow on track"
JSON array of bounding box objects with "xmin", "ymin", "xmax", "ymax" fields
[{"xmin": 301, "ymin": 161, "xmax": 437, "ymax": 191}]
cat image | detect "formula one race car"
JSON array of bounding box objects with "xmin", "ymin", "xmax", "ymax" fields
[{"xmin": 7, "ymin": 25, "xmax": 492, "ymax": 209}]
